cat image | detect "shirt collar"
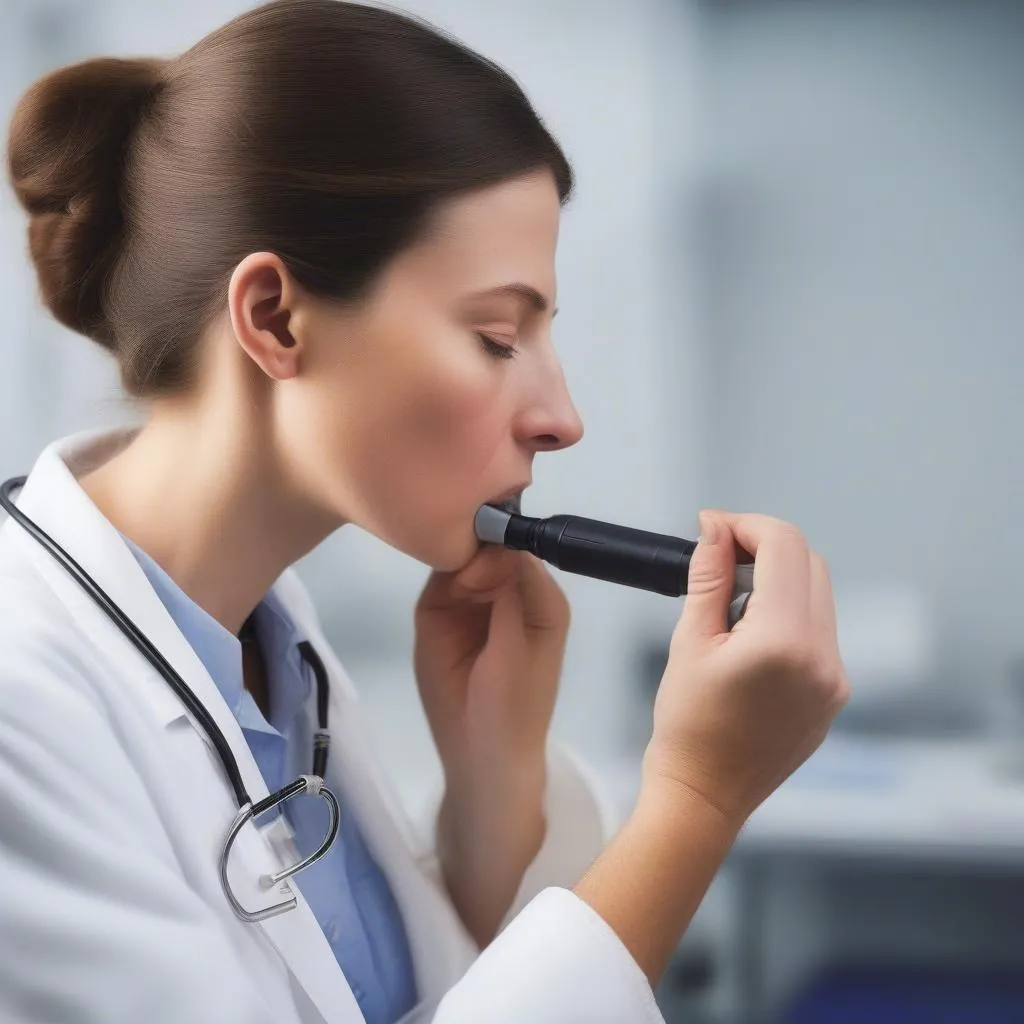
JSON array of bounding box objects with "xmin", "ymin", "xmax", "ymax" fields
[
  {"xmin": 121, "ymin": 535, "xmax": 312, "ymax": 731},
  {"xmin": 251, "ymin": 586, "xmax": 314, "ymax": 731},
  {"xmin": 121, "ymin": 534, "xmax": 248, "ymax": 716}
]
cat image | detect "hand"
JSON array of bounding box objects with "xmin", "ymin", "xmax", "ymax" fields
[
  {"xmin": 643, "ymin": 510, "xmax": 849, "ymax": 825},
  {"xmin": 414, "ymin": 545, "xmax": 571, "ymax": 944},
  {"xmin": 414, "ymin": 545, "xmax": 570, "ymax": 787}
]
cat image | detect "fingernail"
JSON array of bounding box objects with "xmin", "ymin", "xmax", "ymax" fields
[{"xmin": 699, "ymin": 512, "xmax": 718, "ymax": 545}]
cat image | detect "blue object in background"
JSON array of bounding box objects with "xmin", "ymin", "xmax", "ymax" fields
[{"xmin": 781, "ymin": 965, "xmax": 1024, "ymax": 1024}]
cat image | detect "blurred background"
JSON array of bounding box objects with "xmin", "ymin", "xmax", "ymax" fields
[{"xmin": 2, "ymin": 0, "xmax": 1024, "ymax": 1021}]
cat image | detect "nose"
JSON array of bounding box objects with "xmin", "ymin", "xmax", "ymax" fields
[{"xmin": 517, "ymin": 359, "xmax": 584, "ymax": 453}]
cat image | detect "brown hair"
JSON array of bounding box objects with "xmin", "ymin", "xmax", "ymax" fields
[{"xmin": 6, "ymin": 0, "xmax": 573, "ymax": 396}]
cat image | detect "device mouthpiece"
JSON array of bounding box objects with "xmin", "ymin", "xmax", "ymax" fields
[{"xmin": 474, "ymin": 504, "xmax": 513, "ymax": 545}]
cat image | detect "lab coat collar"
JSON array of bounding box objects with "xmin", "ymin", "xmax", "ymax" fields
[
  {"xmin": 12, "ymin": 430, "xmax": 214, "ymax": 721},
  {"xmin": 7, "ymin": 429, "xmax": 368, "ymax": 1024},
  {"xmin": 10, "ymin": 428, "xmax": 358, "ymax": 725}
]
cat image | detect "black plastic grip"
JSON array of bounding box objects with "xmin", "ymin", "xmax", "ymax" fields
[{"xmin": 507, "ymin": 514, "xmax": 697, "ymax": 597}]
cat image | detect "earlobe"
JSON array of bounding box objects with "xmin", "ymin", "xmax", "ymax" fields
[{"xmin": 228, "ymin": 253, "xmax": 302, "ymax": 380}]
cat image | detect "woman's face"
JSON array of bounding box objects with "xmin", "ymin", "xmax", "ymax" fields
[{"xmin": 279, "ymin": 169, "xmax": 583, "ymax": 571}]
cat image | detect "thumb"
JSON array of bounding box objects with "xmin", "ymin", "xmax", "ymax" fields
[{"xmin": 677, "ymin": 511, "xmax": 736, "ymax": 639}]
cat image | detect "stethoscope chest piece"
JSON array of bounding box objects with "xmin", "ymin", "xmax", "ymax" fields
[{"xmin": 220, "ymin": 775, "xmax": 342, "ymax": 923}]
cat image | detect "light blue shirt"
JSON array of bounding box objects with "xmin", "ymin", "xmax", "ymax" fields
[{"xmin": 125, "ymin": 538, "xmax": 417, "ymax": 1024}]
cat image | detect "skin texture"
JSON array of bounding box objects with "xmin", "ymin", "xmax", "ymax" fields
[{"xmin": 79, "ymin": 169, "xmax": 582, "ymax": 946}]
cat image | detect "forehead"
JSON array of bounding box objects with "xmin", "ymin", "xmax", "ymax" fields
[{"xmin": 383, "ymin": 170, "xmax": 561, "ymax": 300}]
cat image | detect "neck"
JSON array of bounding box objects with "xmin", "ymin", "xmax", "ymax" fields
[{"xmin": 79, "ymin": 395, "xmax": 342, "ymax": 635}]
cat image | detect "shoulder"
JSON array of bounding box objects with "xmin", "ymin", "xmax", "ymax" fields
[
  {"xmin": 0, "ymin": 531, "xmax": 172, "ymax": 872},
  {"xmin": 0, "ymin": 525, "xmax": 113, "ymax": 731}
]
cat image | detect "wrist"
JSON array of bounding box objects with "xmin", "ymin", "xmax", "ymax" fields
[
  {"xmin": 442, "ymin": 749, "xmax": 547, "ymax": 815},
  {"xmin": 437, "ymin": 760, "xmax": 548, "ymax": 948},
  {"xmin": 633, "ymin": 772, "xmax": 744, "ymax": 848},
  {"xmin": 439, "ymin": 749, "xmax": 547, "ymax": 859},
  {"xmin": 640, "ymin": 742, "xmax": 749, "ymax": 831},
  {"xmin": 573, "ymin": 768, "xmax": 741, "ymax": 986},
  {"xmin": 438, "ymin": 786, "xmax": 546, "ymax": 866}
]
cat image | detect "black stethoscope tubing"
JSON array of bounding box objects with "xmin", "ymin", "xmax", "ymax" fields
[{"xmin": 2, "ymin": 475, "xmax": 252, "ymax": 804}]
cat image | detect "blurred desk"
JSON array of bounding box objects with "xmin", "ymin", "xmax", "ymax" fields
[
  {"xmin": 599, "ymin": 734, "xmax": 1024, "ymax": 861},
  {"xmin": 737, "ymin": 734, "xmax": 1024, "ymax": 864},
  {"xmin": 722, "ymin": 735, "xmax": 1024, "ymax": 1023}
]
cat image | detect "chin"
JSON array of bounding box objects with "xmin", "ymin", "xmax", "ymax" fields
[
  {"xmin": 400, "ymin": 524, "xmax": 482, "ymax": 574},
  {"xmin": 440, "ymin": 532, "xmax": 486, "ymax": 573}
]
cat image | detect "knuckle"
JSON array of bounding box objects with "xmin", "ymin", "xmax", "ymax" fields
[
  {"xmin": 798, "ymin": 645, "xmax": 827, "ymax": 682},
  {"xmin": 760, "ymin": 636, "xmax": 814, "ymax": 675},
  {"xmin": 549, "ymin": 584, "xmax": 571, "ymax": 624},
  {"xmin": 833, "ymin": 670, "xmax": 852, "ymax": 707},
  {"xmin": 529, "ymin": 561, "xmax": 572, "ymax": 624},
  {"xmin": 762, "ymin": 636, "xmax": 830, "ymax": 683},
  {"xmin": 811, "ymin": 653, "xmax": 841, "ymax": 692},
  {"xmin": 687, "ymin": 555, "xmax": 727, "ymax": 594},
  {"xmin": 754, "ymin": 629, "xmax": 848, "ymax": 707},
  {"xmin": 772, "ymin": 520, "xmax": 807, "ymax": 550},
  {"xmin": 456, "ymin": 575, "xmax": 491, "ymax": 595},
  {"xmin": 811, "ymin": 551, "xmax": 833, "ymax": 589}
]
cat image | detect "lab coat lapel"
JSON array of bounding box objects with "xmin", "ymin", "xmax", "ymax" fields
[
  {"xmin": 9, "ymin": 432, "xmax": 363, "ymax": 1024},
  {"xmin": 10, "ymin": 430, "xmax": 242, "ymax": 736},
  {"xmin": 324, "ymin": 686, "xmax": 477, "ymax": 1012},
  {"xmin": 275, "ymin": 579, "xmax": 478, "ymax": 1012}
]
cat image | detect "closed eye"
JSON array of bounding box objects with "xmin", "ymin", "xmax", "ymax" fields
[{"xmin": 477, "ymin": 333, "xmax": 518, "ymax": 360}]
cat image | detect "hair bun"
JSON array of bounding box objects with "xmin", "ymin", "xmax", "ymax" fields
[{"xmin": 6, "ymin": 57, "xmax": 163, "ymax": 347}]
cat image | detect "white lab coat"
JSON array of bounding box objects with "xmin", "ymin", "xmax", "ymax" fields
[{"xmin": 0, "ymin": 430, "xmax": 664, "ymax": 1024}]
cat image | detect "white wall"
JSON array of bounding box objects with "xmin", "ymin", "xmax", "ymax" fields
[{"xmin": 692, "ymin": 0, "xmax": 1024, "ymax": 728}]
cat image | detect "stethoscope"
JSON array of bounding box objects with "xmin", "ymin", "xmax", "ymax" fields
[{"xmin": 0, "ymin": 476, "xmax": 341, "ymax": 924}]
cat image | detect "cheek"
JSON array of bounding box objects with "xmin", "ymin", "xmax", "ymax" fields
[
  {"xmin": 380, "ymin": 370, "xmax": 512, "ymax": 534},
  {"xmin": 402, "ymin": 377, "xmax": 510, "ymax": 482},
  {"xmin": 333, "ymin": 346, "xmax": 516, "ymax": 558}
]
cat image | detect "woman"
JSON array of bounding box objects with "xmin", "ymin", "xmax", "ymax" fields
[{"xmin": 0, "ymin": 2, "xmax": 848, "ymax": 1021}]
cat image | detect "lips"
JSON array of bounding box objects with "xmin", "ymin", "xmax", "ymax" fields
[
  {"xmin": 486, "ymin": 486, "xmax": 526, "ymax": 516},
  {"xmin": 494, "ymin": 493, "xmax": 522, "ymax": 515}
]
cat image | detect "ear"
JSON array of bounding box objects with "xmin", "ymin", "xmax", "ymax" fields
[{"xmin": 227, "ymin": 252, "xmax": 305, "ymax": 381}]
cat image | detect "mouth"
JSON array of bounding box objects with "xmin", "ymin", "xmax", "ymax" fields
[
  {"xmin": 486, "ymin": 485, "xmax": 527, "ymax": 516},
  {"xmin": 495, "ymin": 495, "xmax": 522, "ymax": 515}
]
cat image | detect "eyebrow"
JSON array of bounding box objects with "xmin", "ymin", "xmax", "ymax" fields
[{"xmin": 465, "ymin": 283, "xmax": 558, "ymax": 317}]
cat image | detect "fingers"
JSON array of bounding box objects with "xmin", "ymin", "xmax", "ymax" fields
[
  {"xmin": 453, "ymin": 546, "xmax": 519, "ymax": 599},
  {"xmin": 415, "ymin": 547, "xmax": 519, "ymax": 614},
  {"xmin": 676, "ymin": 511, "xmax": 737, "ymax": 640},
  {"xmin": 808, "ymin": 552, "xmax": 837, "ymax": 649},
  {"xmin": 514, "ymin": 550, "xmax": 571, "ymax": 632},
  {"xmin": 710, "ymin": 510, "xmax": 811, "ymax": 626},
  {"xmin": 416, "ymin": 543, "xmax": 570, "ymax": 636},
  {"xmin": 453, "ymin": 548, "xmax": 569, "ymax": 630},
  {"xmin": 808, "ymin": 552, "xmax": 850, "ymax": 709}
]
